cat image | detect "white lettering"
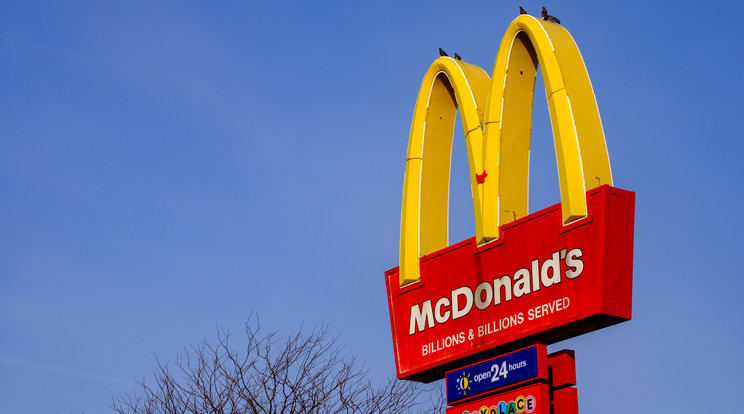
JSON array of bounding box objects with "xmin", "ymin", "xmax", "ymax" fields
[
  {"xmin": 565, "ymin": 248, "xmax": 584, "ymax": 279},
  {"xmin": 451, "ymin": 287, "xmax": 473, "ymax": 319},
  {"xmin": 434, "ymin": 297, "xmax": 450, "ymax": 324},
  {"xmin": 492, "ymin": 275, "xmax": 512, "ymax": 305},
  {"xmin": 527, "ymin": 297, "xmax": 570, "ymax": 320},
  {"xmin": 474, "ymin": 281, "xmax": 493, "ymax": 310},
  {"xmin": 407, "ymin": 248, "xmax": 585, "ymax": 335},
  {"xmin": 409, "ymin": 300, "xmax": 434, "ymax": 335},
  {"xmin": 512, "ymin": 268, "xmax": 531, "ymax": 297},
  {"xmin": 540, "ymin": 251, "xmax": 561, "ymax": 287},
  {"xmin": 531, "ymin": 259, "xmax": 541, "ymax": 292}
]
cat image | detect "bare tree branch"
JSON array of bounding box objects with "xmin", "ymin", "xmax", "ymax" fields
[{"xmin": 112, "ymin": 316, "xmax": 443, "ymax": 414}]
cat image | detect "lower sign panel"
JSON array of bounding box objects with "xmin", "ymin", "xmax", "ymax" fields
[
  {"xmin": 446, "ymin": 345, "xmax": 547, "ymax": 405},
  {"xmin": 386, "ymin": 186, "xmax": 634, "ymax": 381},
  {"xmin": 446, "ymin": 382, "xmax": 550, "ymax": 414}
]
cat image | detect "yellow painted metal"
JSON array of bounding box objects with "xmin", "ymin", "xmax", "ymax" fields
[
  {"xmin": 399, "ymin": 16, "xmax": 613, "ymax": 286},
  {"xmin": 482, "ymin": 16, "xmax": 613, "ymax": 241},
  {"xmin": 400, "ymin": 57, "xmax": 491, "ymax": 287}
]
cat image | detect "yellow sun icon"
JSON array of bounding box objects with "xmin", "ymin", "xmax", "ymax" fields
[{"xmin": 457, "ymin": 372, "xmax": 471, "ymax": 395}]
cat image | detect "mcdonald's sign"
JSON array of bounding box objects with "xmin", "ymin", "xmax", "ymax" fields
[{"xmin": 385, "ymin": 15, "xmax": 635, "ymax": 382}]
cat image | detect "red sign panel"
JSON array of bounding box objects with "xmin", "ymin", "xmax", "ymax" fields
[
  {"xmin": 386, "ymin": 186, "xmax": 634, "ymax": 381},
  {"xmin": 446, "ymin": 382, "xmax": 550, "ymax": 414}
]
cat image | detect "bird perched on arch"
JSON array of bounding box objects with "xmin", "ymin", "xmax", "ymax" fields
[
  {"xmin": 454, "ymin": 53, "xmax": 462, "ymax": 61},
  {"xmin": 439, "ymin": 48, "xmax": 448, "ymax": 57},
  {"xmin": 519, "ymin": 6, "xmax": 528, "ymax": 15},
  {"xmin": 541, "ymin": 7, "xmax": 561, "ymax": 24}
]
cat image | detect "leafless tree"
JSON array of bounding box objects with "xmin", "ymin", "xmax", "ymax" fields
[{"xmin": 112, "ymin": 317, "xmax": 444, "ymax": 414}]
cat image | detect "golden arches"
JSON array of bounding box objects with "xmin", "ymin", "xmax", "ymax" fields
[
  {"xmin": 481, "ymin": 16, "xmax": 612, "ymax": 241},
  {"xmin": 400, "ymin": 57, "xmax": 491, "ymax": 287},
  {"xmin": 399, "ymin": 16, "xmax": 613, "ymax": 287}
]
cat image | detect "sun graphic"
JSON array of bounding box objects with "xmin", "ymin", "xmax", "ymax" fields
[{"xmin": 456, "ymin": 372, "xmax": 471, "ymax": 395}]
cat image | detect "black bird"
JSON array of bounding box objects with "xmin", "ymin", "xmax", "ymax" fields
[
  {"xmin": 542, "ymin": 7, "xmax": 548, "ymax": 19},
  {"xmin": 519, "ymin": 6, "xmax": 528, "ymax": 15},
  {"xmin": 454, "ymin": 53, "xmax": 462, "ymax": 61},
  {"xmin": 547, "ymin": 15, "xmax": 561, "ymax": 24},
  {"xmin": 439, "ymin": 48, "xmax": 448, "ymax": 57}
]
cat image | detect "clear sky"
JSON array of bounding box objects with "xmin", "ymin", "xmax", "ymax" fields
[{"xmin": 2, "ymin": 1, "xmax": 743, "ymax": 413}]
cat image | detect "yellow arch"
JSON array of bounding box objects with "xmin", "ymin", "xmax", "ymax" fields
[
  {"xmin": 481, "ymin": 16, "xmax": 612, "ymax": 241},
  {"xmin": 400, "ymin": 57, "xmax": 491, "ymax": 287},
  {"xmin": 399, "ymin": 16, "xmax": 613, "ymax": 286}
]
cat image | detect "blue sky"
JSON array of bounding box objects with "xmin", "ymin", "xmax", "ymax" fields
[{"xmin": 2, "ymin": 1, "xmax": 743, "ymax": 413}]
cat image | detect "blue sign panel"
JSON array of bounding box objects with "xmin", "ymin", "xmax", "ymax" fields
[{"xmin": 446, "ymin": 346, "xmax": 540, "ymax": 404}]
